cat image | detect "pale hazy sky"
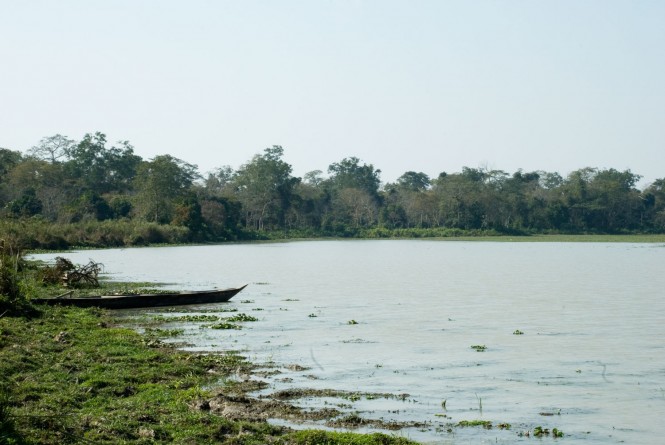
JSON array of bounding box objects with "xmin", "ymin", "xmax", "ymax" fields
[{"xmin": 1, "ymin": 1, "xmax": 664, "ymax": 186}]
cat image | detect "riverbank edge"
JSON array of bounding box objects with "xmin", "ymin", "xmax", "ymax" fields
[
  {"xmin": 24, "ymin": 234, "xmax": 665, "ymax": 257},
  {"xmin": 3, "ymin": 218, "xmax": 665, "ymax": 252},
  {"xmin": 0, "ymin": 303, "xmax": 422, "ymax": 444}
]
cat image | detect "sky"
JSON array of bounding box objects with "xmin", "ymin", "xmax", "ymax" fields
[{"xmin": 1, "ymin": 0, "xmax": 664, "ymax": 187}]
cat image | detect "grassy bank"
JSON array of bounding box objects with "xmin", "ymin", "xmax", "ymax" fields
[
  {"xmin": 4, "ymin": 218, "xmax": 664, "ymax": 252},
  {"xmin": 0, "ymin": 305, "xmax": 418, "ymax": 445},
  {"xmin": 426, "ymin": 233, "xmax": 665, "ymax": 243}
]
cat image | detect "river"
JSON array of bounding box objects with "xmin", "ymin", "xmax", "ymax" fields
[{"xmin": 32, "ymin": 240, "xmax": 665, "ymax": 444}]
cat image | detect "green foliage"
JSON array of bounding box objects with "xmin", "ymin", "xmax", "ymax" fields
[
  {"xmin": 4, "ymin": 303, "xmax": 419, "ymax": 444},
  {"xmin": 6, "ymin": 188, "xmax": 43, "ymax": 218},
  {"xmin": 0, "ymin": 240, "xmax": 33, "ymax": 317},
  {"xmin": 1, "ymin": 131, "xmax": 664, "ymax": 244},
  {"xmin": 327, "ymin": 157, "xmax": 382, "ymax": 199},
  {"xmin": 133, "ymin": 155, "xmax": 200, "ymax": 224},
  {"xmin": 0, "ymin": 219, "xmax": 191, "ymax": 250},
  {"xmin": 457, "ymin": 419, "xmax": 493, "ymax": 428},
  {"xmin": 232, "ymin": 145, "xmax": 297, "ymax": 231},
  {"xmin": 65, "ymin": 132, "xmax": 141, "ymax": 194},
  {"xmin": 0, "ymin": 383, "xmax": 23, "ymax": 445},
  {"xmin": 226, "ymin": 313, "xmax": 259, "ymax": 322}
]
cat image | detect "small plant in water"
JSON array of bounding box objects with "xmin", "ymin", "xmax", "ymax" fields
[
  {"xmin": 226, "ymin": 313, "xmax": 258, "ymax": 322},
  {"xmin": 457, "ymin": 420, "xmax": 492, "ymax": 429},
  {"xmin": 471, "ymin": 345, "xmax": 487, "ymax": 352},
  {"xmin": 208, "ymin": 322, "xmax": 242, "ymax": 330},
  {"xmin": 153, "ymin": 314, "xmax": 220, "ymax": 322},
  {"xmin": 513, "ymin": 329, "xmax": 524, "ymax": 335},
  {"xmin": 348, "ymin": 319, "xmax": 358, "ymax": 325},
  {"xmin": 533, "ymin": 426, "xmax": 563, "ymax": 437},
  {"xmin": 308, "ymin": 313, "xmax": 318, "ymax": 318}
]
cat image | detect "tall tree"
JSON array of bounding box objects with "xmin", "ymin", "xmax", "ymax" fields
[
  {"xmin": 641, "ymin": 178, "xmax": 665, "ymax": 230},
  {"xmin": 231, "ymin": 146, "xmax": 296, "ymax": 231},
  {"xmin": 133, "ymin": 155, "xmax": 200, "ymax": 224},
  {"xmin": 395, "ymin": 171, "xmax": 431, "ymax": 192},
  {"xmin": 205, "ymin": 165, "xmax": 235, "ymax": 196},
  {"xmin": 28, "ymin": 134, "xmax": 76, "ymax": 163},
  {"xmin": 65, "ymin": 132, "xmax": 141, "ymax": 194},
  {"xmin": 327, "ymin": 157, "xmax": 382, "ymax": 199},
  {"xmin": 0, "ymin": 148, "xmax": 23, "ymax": 207}
]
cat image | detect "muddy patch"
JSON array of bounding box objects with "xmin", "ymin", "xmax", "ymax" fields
[{"xmin": 197, "ymin": 381, "xmax": 428, "ymax": 432}]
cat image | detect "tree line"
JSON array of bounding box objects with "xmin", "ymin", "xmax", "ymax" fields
[{"xmin": 1, "ymin": 132, "xmax": 664, "ymax": 247}]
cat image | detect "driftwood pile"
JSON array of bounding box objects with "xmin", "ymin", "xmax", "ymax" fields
[{"xmin": 41, "ymin": 257, "xmax": 102, "ymax": 288}]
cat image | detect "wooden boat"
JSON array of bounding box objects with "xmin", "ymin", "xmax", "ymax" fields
[{"xmin": 32, "ymin": 285, "xmax": 247, "ymax": 309}]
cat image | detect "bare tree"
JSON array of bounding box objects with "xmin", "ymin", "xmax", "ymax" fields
[{"xmin": 28, "ymin": 134, "xmax": 76, "ymax": 163}]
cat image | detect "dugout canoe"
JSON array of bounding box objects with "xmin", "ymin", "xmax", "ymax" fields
[{"xmin": 32, "ymin": 285, "xmax": 247, "ymax": 309}]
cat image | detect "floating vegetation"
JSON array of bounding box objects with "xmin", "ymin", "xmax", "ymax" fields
[
  {"xmin": 268, "ymin": 388, "xmax": 409, "ymax": 402},
  {"xmin": 160, "ymin": 307, "xmax": 238, "ymax": 314},
  {"xmin": 513, "ymin": 329, "xmax": 524, "ymax": 335},
  {"xmin": 153, "ymin": 314, "xmax": 220, "ymax": 322},
  {"xmin": 347, "ymin": 319, "xmax": 359, "ymax": 325},
  {"xmin": 471, "ymin": 345, "xmax": 487, "ymax": 352},
  {"xmin": 283, "ymin": 298, "xmax": 300, "ymax": 301},
  {"xmin": 143, "ymin": 328, "xmax": 184, "ymax": 338},
  {"xmin": 208, "ymin": 322, "xmax": 242, "ymax": 330},
  {"xmin": 457, "ymin": 420, "xmax": 493, "ymax": 429},
  {"xmin": 95, "ymin": 287, "xmax": 180, "ymax": 297},
  {"xmin": 252, "ymin": 308, "xmax": 264, "ymax": 311},
  {"xmin": 530, "ymin": 426, "xmax": 564, "ymax": 438},
  {"xmin": 240, "ymin": 300, "xmax": 254, "ymax": 303},
  {"xmin": 226, "ymin": 313, "xmax": 259, "ymax": 322},
  {"xmin": 286, "ymin": 364, "xmax": 309, "ymax": 371},
  {"xmin": 454, "ymin": 419, "xmax": 510, "ymax": 430},
  {"xmin": 308, "ymin": 313, "xmax": 318, "ymax": 318}
]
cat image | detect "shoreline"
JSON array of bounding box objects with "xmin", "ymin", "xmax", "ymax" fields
[{"xmin": 1, "ymin": 304, "xmax": 422, "ymax": 444}]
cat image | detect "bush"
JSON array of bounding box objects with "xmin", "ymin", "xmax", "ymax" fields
[{"xmin": 0, "ymin": 240, "xmax": 33, "ymax": 317}]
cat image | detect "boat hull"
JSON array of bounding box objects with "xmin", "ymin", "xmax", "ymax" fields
[{"xmin": 33, "ymin": 285, "xmax": 247, "ymax": 309}]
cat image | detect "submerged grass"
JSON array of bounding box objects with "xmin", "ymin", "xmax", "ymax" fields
[{"xmin": 0, "ymin": 306, "xmax": 419, "ymax": 444}]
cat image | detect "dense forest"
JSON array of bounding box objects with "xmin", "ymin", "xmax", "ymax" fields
[{"xmin": 1, "ymin": 132, "xmax": 664, "ymax": 248}]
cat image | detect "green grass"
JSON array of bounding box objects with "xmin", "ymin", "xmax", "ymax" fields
[{"xmin": 0, "ymin": 306, "xmax": 419, "ymax": 444}]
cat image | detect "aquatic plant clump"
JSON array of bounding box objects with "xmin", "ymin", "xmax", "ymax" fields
[
  {"xmin": 457, "ymin": 420, "xmax": 493, "ymax": 429},
  {"xmin": 153, "ymin": 314, "xmax": 221, "ymax": 323},
  {"xmin": 226, "ymin": 313, "xmax": 259, "ymax": 322},
  {"xmin": 208, "ymin": 322, "xmax": 242, "ymax": 330}
]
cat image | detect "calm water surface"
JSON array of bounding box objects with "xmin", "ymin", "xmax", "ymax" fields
[{"xmin": 33, "ymin": 241, "xmax": 665, "ymax": 444}]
